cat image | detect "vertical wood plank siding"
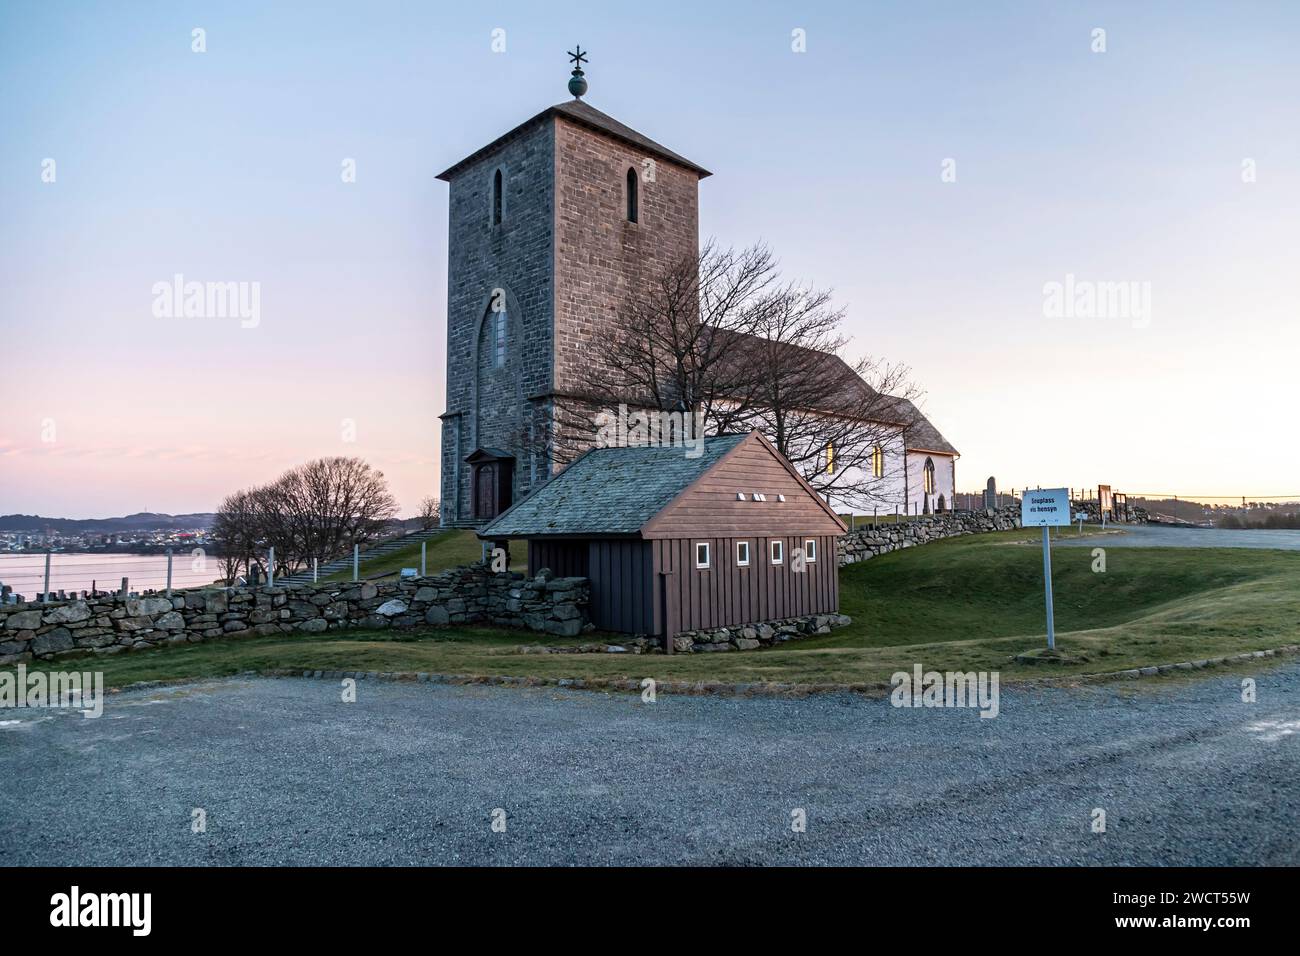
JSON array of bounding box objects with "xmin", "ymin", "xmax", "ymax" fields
[
  {"xmin": 527, "ymin": 540, "xmax": 589, "ymax": 578},
  {"xmin": 652, "ymin": 534, "xmax": 838, "ymax": 636},
  {"xmin": 527, "ymin": 533, "xmax": 839, "ymax": 636},
  {"xmin": 583, "ymin": 539, "xmax": 655, "ymax": 634}
]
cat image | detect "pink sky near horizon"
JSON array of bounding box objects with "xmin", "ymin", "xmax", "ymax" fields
[{"xmin": 3, "ymin": 2, "xmax": 1299, "ymax": 518}]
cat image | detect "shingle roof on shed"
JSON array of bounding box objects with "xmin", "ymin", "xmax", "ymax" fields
[{"xmin": 479, "ymin": 433, "xmax": 747, "ymax": 538}]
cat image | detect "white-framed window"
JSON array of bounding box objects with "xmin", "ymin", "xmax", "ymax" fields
[
  {"xmin": 770, "ymin": 539, "xmax": 784, "ymax": 565},
  {"xmin": 736, "ymin": 541, "xmax": 750, "ymax": 567},
  {"xmin": 695, "ymin": 541, "xmax": 710, "ymax": 569},
  {"xmin": 805, "ymin": 539, "xmax": 817, "ymax": 563}
]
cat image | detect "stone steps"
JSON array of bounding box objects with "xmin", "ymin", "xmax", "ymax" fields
[{"xmin": 275, "ymin": 528, "xmax": 447, "ymax": 585}]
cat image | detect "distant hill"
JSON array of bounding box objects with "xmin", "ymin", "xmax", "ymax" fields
[{"xmin": 0, "ymin": 513, "xmax": 215, "ymax": 534}]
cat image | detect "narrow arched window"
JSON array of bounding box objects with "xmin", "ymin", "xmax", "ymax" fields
[
  {"xmin": 493, "ymin": 308, "xmax": 507, "ymax": 368},
  {"xmin": 825, "ymin": 441, "xmax": 835, "ymax": 475},
  {"xmin": 871, "ymin": 445, "xmax": 884, "ymax": 478},
  {"xmin": 923, "ymin": 457, "xmax": 935, "ymax": 495},
  {"xmin": 492, "ymin": 168, "xmax": 503, "ymax": 225},
  {"xmin": 626, "ymin": 167, "xmax": 638, "ymax": 223}
]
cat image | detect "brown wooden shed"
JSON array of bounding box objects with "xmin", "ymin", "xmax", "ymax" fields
[{"xmin": 479, "ymin": 431, "xmax": 846, "ymax": 647}]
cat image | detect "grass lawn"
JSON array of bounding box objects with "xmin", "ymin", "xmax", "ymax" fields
[
  {"xmin": 322, "ymin": 530, "xmax": 525, "ymax": 582},
  {"xmin": 11, "ymin": 528, "xmax": 1300, "ymax": 689},
  {"xmin": 828, "ymin": 527, "xmax": 1274, "ymax": 648}
]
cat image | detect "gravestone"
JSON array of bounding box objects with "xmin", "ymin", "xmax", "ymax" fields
[{"xmin": 983, "ymin": 476, "xmax": 998, "ymax": 510}]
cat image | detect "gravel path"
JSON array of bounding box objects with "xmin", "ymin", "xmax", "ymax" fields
[
  {"xmin": 1055, "ymin": 524, "xmax": 1300, "ymax": 550},
  {"xmin": 2, "ymin": 666, "xmax": 1297, "ymax": 865}
]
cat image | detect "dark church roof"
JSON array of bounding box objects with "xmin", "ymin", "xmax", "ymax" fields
[
  {"xmin": 436, "ymin": 100, "xmax": 712, "ymax": 181},
  {"xmin": 479, "ymin": 433, "xmax": 747, "ymax": 537},
  {"xmin": 711, "ymin": 329, "xmax": 960, "ymax": 457},
  {"xmin": 893, "ymin": 398, "xmax": 958, "ymax": 455}
]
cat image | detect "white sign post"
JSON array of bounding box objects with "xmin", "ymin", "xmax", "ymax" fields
[{"xmin": 1021, "ymin": 488, "xmax": 1071, "ymax": 650}]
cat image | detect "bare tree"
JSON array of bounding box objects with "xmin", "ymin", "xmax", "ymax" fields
[
  {"xmin": 210, "ymin": 489, "xmax": 259, "ymax": 585},
  {"xmin": 726, "ymin": 281, "xmax": 923, "ymax": 508},
  {"xmin": 417, "ymin": 496, "xmax": 440, "ymax": 530},
  {"xmin": 540, "ymin": 241, "xmax": 781, "ymax": 465},
  {"xmin": 210, "ymin": 457, "xmax": 399, "ymax": 579},
  {"xmin": 535, "ymin": 239, "xmax": 922, "ymax": 510},
  {"xmin": 274, "ymin": 457, "xmax": 399, "ymax": 568}
]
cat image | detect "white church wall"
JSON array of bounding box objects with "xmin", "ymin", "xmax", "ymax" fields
[
  {"xmin": 905, "ymin": 450, "xmax": 957, "ymax": 515},
  {"xmin": 821, "ymin": 428, "xmax": 910, "ymax": 516}
]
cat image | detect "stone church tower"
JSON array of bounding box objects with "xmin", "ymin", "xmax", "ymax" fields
[{"xmin": 436, "ymin": 55, "xmax": 710, "ymax": 527}]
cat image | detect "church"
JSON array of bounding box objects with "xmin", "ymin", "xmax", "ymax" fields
[{"xmin": 437, "ymin": 52, "xmax": 957, "ymax": 528}]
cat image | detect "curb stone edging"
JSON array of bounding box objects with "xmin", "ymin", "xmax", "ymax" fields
[
  {"xmin": 213, "ymin": 643, "xmax": 1300, "ymax": 699},
  {"xmin": 102, "ymin": 644, "xmax": 1300, "ymax": 699}
]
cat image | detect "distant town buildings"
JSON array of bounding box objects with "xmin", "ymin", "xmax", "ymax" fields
[{"xmin": 0, "ymin": 527, "xmax": 209, "ymax": 553}]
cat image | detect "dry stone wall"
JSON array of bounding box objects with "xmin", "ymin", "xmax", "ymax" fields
[
  {"xmin": 838, "ymin": 507, "xmax": 1023, "ymax": 566},
  {"xmin": 0, "ymin": 565, "xmax": 590, "ymax": 665},
  {"xmin": 837, "ymin": 505, "xmax": 1150, "ymax": 566}
]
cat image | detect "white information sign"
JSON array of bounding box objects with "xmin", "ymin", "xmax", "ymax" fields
[
  {"xmin": 1021, "ymin": 488, "xmax": 1071, "ymax": 527},
  {"xmin": 1020, "ymin": 487, "xmax": 1071, "ymax": 649}
]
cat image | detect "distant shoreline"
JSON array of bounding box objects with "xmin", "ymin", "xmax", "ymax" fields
[{"xmin": 2, "ymin": 547, "xmax": 221, "ymax": 558}]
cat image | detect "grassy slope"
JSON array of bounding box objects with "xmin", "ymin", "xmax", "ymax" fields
[
  {"xmin": 322, "ymin": 530, "xmax": 525, "ymax": 581},
  {"xmin": 827, "ymin": 528, "xmax": 1274, "ymax": 647},
  {"xmin": 14, "ymin": 528, "xmax": 1300, "ymax": 688}
]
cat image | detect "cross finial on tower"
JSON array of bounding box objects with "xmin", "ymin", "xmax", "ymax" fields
[{"xmin": 567, "ymin": 45, "xmax": 589, "ymax": 99}]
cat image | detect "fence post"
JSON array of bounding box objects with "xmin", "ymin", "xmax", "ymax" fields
[
  {"xmin": 42, "ymin": 550, "xmax": 51, "ymax": 603},
  {"xmin": 166, "ymin": 548, "xmax": 174, "ymax": 597},
  {"xmin": 353, "ymin": 545, "xmax": 359, "ymax": 582},
  {"xmin": 421, "ymin": 540, "xmax": 427, "ymax": 577},
  {"xmin": 267, "ymin": 547, "xmax": 275, "ymax": 587},
  {"xmin": 313, "ymin": 557, "xmax": 318, "ymax": 583}
]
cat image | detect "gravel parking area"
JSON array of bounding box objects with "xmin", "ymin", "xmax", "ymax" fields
[
  {"xmin": 2, "ymin": 665, "xmax": 1298, "ymax": 865},
  {"xmin": 1056, "ymin": 524, "xmax": 1300, "ymax": 550}
]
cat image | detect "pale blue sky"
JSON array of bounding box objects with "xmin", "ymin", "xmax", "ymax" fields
[{"xmin": 2, "ymin": 1, "xmax": 1297, "ymax": 515}]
